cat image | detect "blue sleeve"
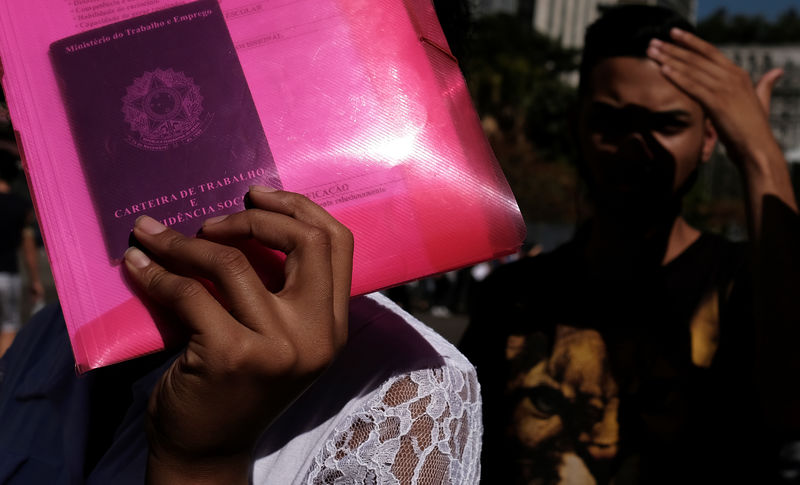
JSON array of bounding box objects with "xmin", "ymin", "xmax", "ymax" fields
[{"xmin": 0, "ymin": 305, "xmax": 92, "ymax": 485}]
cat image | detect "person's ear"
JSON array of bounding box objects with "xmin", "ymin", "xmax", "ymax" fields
[{"xmin": 701, "ymin": 117, "xmax": 717, "ymax": 163}]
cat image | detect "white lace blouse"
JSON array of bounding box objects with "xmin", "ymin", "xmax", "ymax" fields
[{"xmin": 251, "ymin": 293, "xmax": 482, "ymax": 484}]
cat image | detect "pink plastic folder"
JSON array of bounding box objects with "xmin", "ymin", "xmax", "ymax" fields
[{"xmin": 0, "ymin": 0, "xmax": 525, "ymax": 372}]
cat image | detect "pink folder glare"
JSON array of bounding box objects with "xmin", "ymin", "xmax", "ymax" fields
[{"xmin": 0, "ymin": 0, "xmax": 525, "ymax": 372}]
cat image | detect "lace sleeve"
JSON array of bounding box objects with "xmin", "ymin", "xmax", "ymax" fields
[{"xmin": 304, "ymin": 364, "xmax": 482, "ymax": 484}]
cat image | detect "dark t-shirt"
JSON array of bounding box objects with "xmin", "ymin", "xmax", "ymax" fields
[
  {"xmin": 0, "ymin": 192, "xmax": 29, "ymax": 273},
  {"xmin": 461, "ymin": 230, "xmax": 781, "ymax": 484}
]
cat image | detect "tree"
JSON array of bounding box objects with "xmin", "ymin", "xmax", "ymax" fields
[{"xmin": 463, "ymin": 14, "xmax": 581, "ymax": 222}]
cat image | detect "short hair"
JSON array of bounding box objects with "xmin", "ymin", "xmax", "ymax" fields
[{"xmin": 579, "ymin": 5, "xmax": 695, "ymax": 95}]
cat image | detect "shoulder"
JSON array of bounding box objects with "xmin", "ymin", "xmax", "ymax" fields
[
  {"xmin": 303, "ymin": 293, "xmax": 482, "ymax": 484},
  {"xmin": 304, "ymin": 359, "xmax": 481, "ymax": 484},
  {"xmin": 347, "ymin": 294, "xmax": 481, "ymax": 420},
  {"xmin": 253, "ymin": 294, "xmax": 482, "ymax": 484},
  {"xmin": 467, "ymin": 242, "xmax": 579, "ymax": 338},
  {"xmin": 674, "ymin": 232, "xmax": 747, "ymax": 290}
]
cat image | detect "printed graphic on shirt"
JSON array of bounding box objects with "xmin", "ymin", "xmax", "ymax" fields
[{"xmin": 503, "ymin": 290, "xmax": 721, "ymax": 484}]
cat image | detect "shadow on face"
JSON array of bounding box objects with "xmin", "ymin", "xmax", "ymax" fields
[{"xmin": 577, "ymin": 57, "xmax": 716, "ymax": 225}]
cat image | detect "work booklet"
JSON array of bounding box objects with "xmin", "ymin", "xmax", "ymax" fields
[
  {"xmin": 0, "ymin": 0, "xmax": 526, "ymax": 371},
  {"xmin": 51, "ymin": 1, "xmax": 280, "ymax": 259}
]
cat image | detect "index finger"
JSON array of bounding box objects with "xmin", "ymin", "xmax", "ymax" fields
[
  {"xmin": 131, "ymin": 216, "xmax": 274, "ymax": 326},
  {"xmin": 670, "ymin": 28, "xmax": 734, "ymax": 67},
  {"xmin": 201, "ymin": 188, "xmax": 353, "ymax": 344},
  {"xmin": 123, "ymin": 247, "xmax": 237, "ymax": 339},
  {"xmin": 245, "ymin": 188, "xmax": 354, "ymax": 294}
]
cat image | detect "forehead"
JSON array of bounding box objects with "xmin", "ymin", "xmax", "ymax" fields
[{"xmin": 583, "ymin": 57, "xmax": 702, "ymax": 115}]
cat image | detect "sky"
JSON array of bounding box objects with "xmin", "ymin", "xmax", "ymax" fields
[{"xmin": 697, "ymin": 0, "xmax": 800, "ymax": 21}]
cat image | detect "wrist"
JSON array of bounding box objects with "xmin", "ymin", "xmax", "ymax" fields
[
  {"xmin": 733, "ymin": 140, "xmax": 799, "ymax": 222},
  {"xmin": 147, "ymin": 445, "xmax": 251, "ymax": 485},
  {"xmin": 146, "ymin": 422, "xmax": 253, "ymax": 485},
  {"xmin": 739, "ymin": 143, "xmax": 791, "ymax": 188}
]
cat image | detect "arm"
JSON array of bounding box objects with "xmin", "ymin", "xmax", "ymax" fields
[
  {"xmin": 648, "ymin": 30, "xmax": 800, "ymax": 431},
  {"xmin": 304, "ymin": 365, "xmax": 482, "ymax": 484},
  {"xmin": 124, "ymin": 187, "xmax": 354, "ymax": 484},
  {"xmin": 647, "ymin": 30, "xmax": 798, "ymax": 237}
]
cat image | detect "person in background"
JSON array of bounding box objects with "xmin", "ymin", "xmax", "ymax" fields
[
  {"xmin": 462, "ymin": 5, "xmax": 800, "ymax": 484},
  {"xmin": 0, "ymin": 151, "xmax": 43, "ymax": 356}
]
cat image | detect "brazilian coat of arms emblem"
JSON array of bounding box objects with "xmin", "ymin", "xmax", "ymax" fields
[{"xmin": 122, "ymin": 68, "xmax": 211, "ymax": 150}]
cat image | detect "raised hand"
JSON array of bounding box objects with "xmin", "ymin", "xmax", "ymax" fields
[
  {"xmin": 123, "ymin": 187, "xmax": 353, "ymax": 484},
  {"xmin": 646, "ymin": 28, "xmax": 798, "ymax": 231},
  {"xmin": 646, "ymin": 28, "xmax": 782, "ymax": 161}
]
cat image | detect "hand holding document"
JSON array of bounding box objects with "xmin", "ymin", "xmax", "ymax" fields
[{"xmin": 0, "ymin": 0, "xmax": 524, "ymax": 370}]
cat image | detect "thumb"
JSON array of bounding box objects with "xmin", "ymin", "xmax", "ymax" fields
[{"xmin": 755, "ymin": 68, "xmax": 783, "ymax": 114}]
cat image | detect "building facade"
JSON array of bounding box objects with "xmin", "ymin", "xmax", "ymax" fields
[{"xmin": 532, "ymin": 0, "xmax": 604, "ymax": 48}]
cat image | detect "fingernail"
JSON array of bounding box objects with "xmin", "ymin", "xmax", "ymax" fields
[
  {"xmin": 671, "ymin": 27, "xmax": 684, "ymax": 36},
  {"xmin": 650, "ymin": 38, "xmax": 663, "ymax": 47},
  {"xmin": 204, "ymin": 214, "xmax": 229, "ymax": 226},
  {"xmin": 135, "ymin": 215, "xmax": 167, "ymax": 235},
  {"xmin": 124, "ymin": 247, "xmax": 151, "ymax": 269},
  {"xmin": 250, "ymin": 185, "xmax": 277, "ymax": 193}
]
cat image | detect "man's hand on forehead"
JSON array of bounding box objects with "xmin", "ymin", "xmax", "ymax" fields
[
  {"xmin": 644, "ymin": 28, "xmax": 781, "ymax": 160},
  {"xmin": 646, "ymin": 27, "xmax": 798, "ymax": 235}
]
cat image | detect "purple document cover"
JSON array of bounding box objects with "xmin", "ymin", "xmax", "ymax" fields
[{"xmin": 50, "ymin": 0, "xmax": 280, "ymax": 261}]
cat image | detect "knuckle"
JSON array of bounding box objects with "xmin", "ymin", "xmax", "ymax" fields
[
  {"xmin": 143, "ymin": 268, "xmax": 171, "ymax": 296},
  {"xmin": 210, "ymin": 246, "xmax": 251, "ymax": 277},
  {"xmin": 143, "ymin": 268, "xmax": 203, "ymax": 304},
  {"xmin": 286, "ymin": 191, "xmax": 314, "ymax": 207},
  {"xmin": 170, "ymin": 277, "xmax": 205, "ymax": 302},
  {"xmin": 275, "ymin": 191, "xmax": 308, "ymax": 213},
  {"xmin": 160, "ymin": 231, "xmax": 189, "ymax": 253},
  {"xmin": 206, "ymin": 333, "xmax": 271, "ymax": 378},
  {"xmin": 216, "ymin": 339, "xmax": 258, "ymax": 375},
  {"xmin": 269, "ymin": 338, "xmax": 300, "ymax": 373},
  {"xmin": 301, "ymin": 226, "xmax": 331, "ymax": 248}
]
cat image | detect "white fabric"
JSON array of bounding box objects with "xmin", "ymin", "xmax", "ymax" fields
[{"xmin": 252, "ymin": 293, "xmax": 482, "ymax": 485}]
